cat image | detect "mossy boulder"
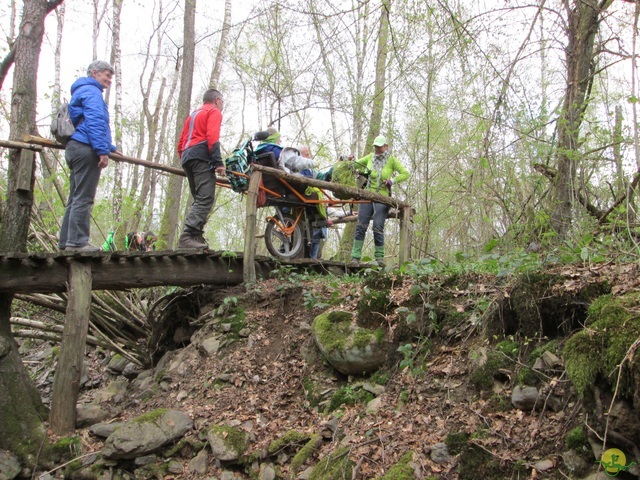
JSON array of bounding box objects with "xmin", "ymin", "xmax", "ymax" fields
[
  {"xmin": 308, "ymin": 448, "xmax": 354, "ymax": 480},
  {"xmin": 102, "ymin": 409, "xmax": 193, "ymax": 459},
  {"xmin": 311, "ymin": 310, "xmax": 388, "ymax": 375},
  {"xmin": 206, "ymin": 424, "xmax": 250, "ymax": 462},
  {"xmin": 564, "ymin": 293, "xmax": 640, "ymax": 401}
]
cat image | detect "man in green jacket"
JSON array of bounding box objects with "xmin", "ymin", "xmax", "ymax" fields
[{"xmin": 351, "ymin": 135, "xmax": 409, "ymax": 266}]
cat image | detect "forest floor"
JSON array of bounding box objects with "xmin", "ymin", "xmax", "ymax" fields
[{"xmin": 24, "ymin": 261, "xmax": 640, "ymax": 479}]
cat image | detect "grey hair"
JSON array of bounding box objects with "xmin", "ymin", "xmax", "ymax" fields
[
  {"xmin": 87, "ymin": 60, "xmax": 114, "ymax": 76},
  {"xmin": 203, "ymin": 88, "xmax": 223, "ymax": 104}
]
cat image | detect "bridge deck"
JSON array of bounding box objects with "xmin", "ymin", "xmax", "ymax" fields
[{"xmin": 0, "ymin": 250, "xmax": 352, "ymax": 294}]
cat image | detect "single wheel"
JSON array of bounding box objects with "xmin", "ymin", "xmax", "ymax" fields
[{"xmin": 265, "ymin": 213, "xmax": 306, "ymax": 260}]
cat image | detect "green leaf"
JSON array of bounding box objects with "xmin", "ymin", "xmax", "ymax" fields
[{"xmin": 409, "ymin": 285, "xmax": 422, "ymax": 296}]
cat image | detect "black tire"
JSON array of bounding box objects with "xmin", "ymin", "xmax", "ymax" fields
[{"xmin": 265, "ymin": 213, "xmax": 306, "ymax": 260}]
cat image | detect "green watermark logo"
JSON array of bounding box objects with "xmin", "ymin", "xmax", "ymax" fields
[{"xmin": 597, "ymin": 448, "xmax": 636, "ymax": 476}]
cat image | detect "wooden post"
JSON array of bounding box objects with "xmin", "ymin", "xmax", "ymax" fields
[
  {"xmin": 50, "ymin": 260, "xmax": 92, "ymax": 435},
  {"xmin": 16, "ymin": 149, "xmax": 34, "ymax": 192},
  {"xmin": 243, "ymin": 171, "xmax": 262, "ymax": 284},
  {"xmin": 399, "ymin": 206, "xmax": 412, "ymax": 265}
]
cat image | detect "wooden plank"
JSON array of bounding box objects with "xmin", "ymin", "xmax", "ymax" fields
[
  {"xmin": 16, "ymin": 149, "xmax": 34, "ymax": 192},
  {"xmin": 244, "ymin": 171, "xmax": 262, "ymax": 284},
  {"xmin": 50, "ymin": 260, "xmax": 93, "ymax": 435}
]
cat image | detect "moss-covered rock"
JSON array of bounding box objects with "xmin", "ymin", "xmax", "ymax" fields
[
  {"xmin": 206, "ymin": 424, "xmax": 250, "ymax": 462},
  {"xmin": 564, "ymin": 293, "xmax": 640, "ymax": 399},
  {"xmin": 374, "ymin": 451, "xmax": 415, "ymax": 479},
  {"xmin": 457, "ymin": 444, "xmax": 505, "ymax": 480},
  {"xmin": 308, "ymin": 448, "xmax": 354, "ymax": 480},
  {"xmin": 311, "ymin": 310, "xmax": 389, "ymax": 375},
  {"xmin": 102, "ymin": 409, "xmax": 193, "ymax": 460},
  {"xmin": 470, "ymin": 350, "xmax": 513, "ymax": 391}
]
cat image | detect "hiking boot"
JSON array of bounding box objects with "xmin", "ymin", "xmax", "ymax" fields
[
  {"xmin": 65, "ymin": 243, "xmax": 101, "ymax": 252},
  {"xmin": 376, "ymin": 258, "xmax": 386, "ymax": 267},
  {"xmin": 348, "ymin": 258, "xmax": 360, "ymax": 267},
  {"xmin": 178, "ymin": 232, "xmax": 208, "ymax": 249}
]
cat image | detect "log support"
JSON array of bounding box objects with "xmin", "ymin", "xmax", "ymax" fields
[
  {"xmin": 244, "ymin": 171, "xmax": 262, "ymax": 284},
  {"xmin": 50, "ymin": 260, "xmax": 92, "ymax": 435},
  {"xmin": 399, "ymin": 206, "xmax": 412, "ymax": 264}
]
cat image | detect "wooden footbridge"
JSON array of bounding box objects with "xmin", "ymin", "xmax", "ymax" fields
[
  {"xmin": 0, "ymin": 249, "xmax": 353, "ymax": 294},
  {"xmin": 1, "ymin": 135, "xmax": 413, "ymax": 437}
]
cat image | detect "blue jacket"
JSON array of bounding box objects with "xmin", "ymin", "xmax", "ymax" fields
[
  {"xmin": 68, "ymin": 77, "xmax": 116, "ymax": 155},
  {"xmin": 255, "ymin": 142, "xmax": 283, "ymax": 161}
]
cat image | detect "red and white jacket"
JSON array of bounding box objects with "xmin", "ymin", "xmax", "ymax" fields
[{"xmin": 177, "ymin": 103, "xmax": 223, "ymax": 167}]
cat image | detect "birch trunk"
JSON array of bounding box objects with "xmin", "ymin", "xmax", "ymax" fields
[{"xmin": 158, "ymin": 0, "xmax": 196, "ymax": 248}]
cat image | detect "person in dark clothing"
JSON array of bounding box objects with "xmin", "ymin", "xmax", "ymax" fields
[
  {"xmin": 177, "ymin": 88, "xmax": 226, "ymax": 249},
  {"xmin": 58, "ymin": 60, "xmax": 117, "ymax": 252}
]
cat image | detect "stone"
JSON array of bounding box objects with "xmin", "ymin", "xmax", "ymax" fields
[
  {"xmin": 102, "ymin": 410, "xmax": 193, "ymax": 459},
  {"xmin": 311, "ymin": 310, "xmax": 388, "ymax": 375},
  {"xmin": 200, "ymin": 337, "xmax": 221, "ymax": 356},
  {"xmin": 533, "ymin": 357, "xmax": 546, "ymax": 371},
  {"xmin": 167, "ymin": 460, "xmax": 184, "ymax": 474},
  {"xmin": 366, "ymin": 397, "xmax": 383, "ymax": 414},
  {"xmin": 106, "ymin": 354, "xmax": 129, "ymax": 374},
  {"xmin": 207, "ymin": 424, "xmax": 250, "ymax": 462},
  {"xmin": 259, "ymin": 463, "xmax": 276, "ymax": 480},
  {"xmin": 562, "ymin": 450, "xmax": 590, "ymax": 477},
  {"xmin": 532, "ymin": 458, "xmax": 555, "ymax": 472},
  {"xmin": 122, "ymin": 362, "xmax": 142, "ymax": 379},
  {"xmin": 362, "ymin": 383, "xmax": 385, "ymax": 396},
  {"xmin": 0, "ymin": 449, "xmax": 21, "ymax": 480},
  {"xmin": 468, "ymin": 346, "xmax": 488, "ymax": 368},
  {"xmin": 89, "ymin": 422, "xmax": 124, "ymax": 438},
  {"xmin": 134, "ymin": 454, "xmax": 157, "ymax": 466},
  {"xmin": 189, "ymin": 449, "xmax": 209, "ymax": 475},
  {"xmin": 93, "ymin": 379, "xmax": 129, "ymax": 404},
  {"xmin": 76, "ymin": 403, "xmax": 111, "ymax": 428},
  {"xmin": 430, "ymin": 443, "xmax": 451, "ymax": 464},
  {"xmin": 177, "ymin": 390, "xmax": 189, "ymax": 401},
  {"xmin": 541, "ymin": 350, "xmax": 562, "ymax": 368},
  {"xmin": 511, "ymin": 385, "xmax": 540, "ymax": 411},
  {"xmin": 299, "ymin": 466, "xmax": 314, "ymax": 479}
]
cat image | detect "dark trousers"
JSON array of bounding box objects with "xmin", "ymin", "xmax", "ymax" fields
[
  {"xmin": 58, "ymin": 140, "xmax": 102, "ymax": 248},
  {"xmin": 354, "ymin": 202, "xmax": 390, "ymax": 247},
  {"xmin": 183, "ymin": 158, "xmax": 216, "ymax": 235}
]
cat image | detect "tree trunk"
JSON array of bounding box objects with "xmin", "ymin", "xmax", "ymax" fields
[
  {"xmin": 209, "ymin": 0, "xmax": 231, "ymax": 88},
  {"xmin": 364, "ymin": 0, "xmax": 390, "ymax": 151},
  {"xmin": 158, "ymin": 0, "xmax": 196, "ymax": 249},
  {"xmin": 338, "ymin": 0, "xmax": 388, "ymax": 262},
  {"xmin": 0, "ymin": 0, "xmax": 64, "ymax": 464},
  {"xmin": 551, "ymin": 0, "xmax": 612, "ymax": 237},
  {"xmin": 110, "ymin": 0, "xmax": 124, "ymax": 247}
]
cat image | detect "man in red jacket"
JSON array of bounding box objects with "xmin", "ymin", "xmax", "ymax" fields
[{"xmin": 177, "ymin": 88, "xmax": 226, "ymax": 249}]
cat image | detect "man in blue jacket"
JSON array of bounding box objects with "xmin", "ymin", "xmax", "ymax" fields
[{"xmin": 58, "ymin": 60, "xmax": 117, "ymax": 252}]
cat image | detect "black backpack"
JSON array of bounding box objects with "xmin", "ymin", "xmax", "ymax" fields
[{"xmin": 50, "ymin": 102, "xmax": 76, "ymax": 145}]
